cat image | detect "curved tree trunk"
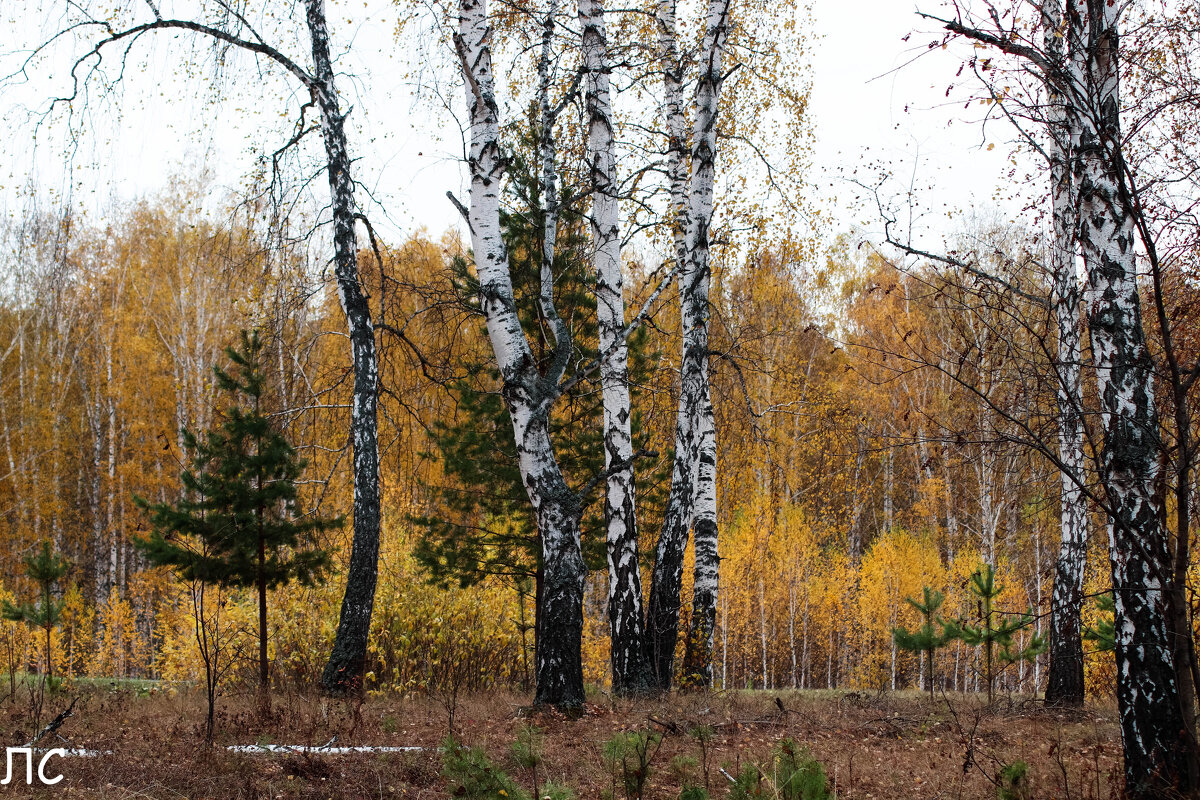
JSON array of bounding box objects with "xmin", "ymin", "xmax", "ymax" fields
[{"xmin": 306, "ymin": 0, "xmax": 383, "ymax": 697}]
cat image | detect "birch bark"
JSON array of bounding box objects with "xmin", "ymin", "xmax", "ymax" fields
[
  {"xmin": 648, "ymin": 0, "xmax": 730, "ymax": 691},
  {"xmin": 680, "ymin": 0, "xmax": 730, "ymax": 689},
  {"xmin": 1042, "ymin": 0, "xmax": 1088, "ymax": 708},
  {"xmin": 457, "ymin": 0, "xmax": 586, "ymax": 708},
  {"xmin": 579, "ymin": 0, "xmax": 655, "ymax": 695},
  {"xmin": 305, "ymin": 0, "xmax": 384, "ymax": 696},
  {"xmin": 646, "ymin": 0, "xmax": 698, "ymax": 690},
  {"xmin": 1069, "ymin": 1, "xmax": 1191, "ymax": 792}
]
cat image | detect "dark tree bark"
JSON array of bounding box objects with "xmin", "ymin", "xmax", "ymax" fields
[
  {"xmin": 305, "ymin": 0, "xmax": 383, "ymax": 696},
  {"xmin": 681, "ymin": 384, "xmax": 718, "ymax": 687},
  {"xmin": 530, "ymin": 483, "xmax": 586, "ymax": 708},
  {"xmin": 258, "ymin": 533, "xmax": 270, "ymax": 713},
  {"xmin": 1071, "ymin": 1, "xmax": 1193, "ymax": 791}
]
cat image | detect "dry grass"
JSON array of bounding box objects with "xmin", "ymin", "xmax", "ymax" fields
[{"xmin": 1, "ymin": 681, "xmax": 1122, "ymax": 799}]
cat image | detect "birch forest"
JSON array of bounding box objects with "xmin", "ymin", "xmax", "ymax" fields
[{"xmin": 0, "ymin": 0, "xmax": 1198, "ymax": 798}]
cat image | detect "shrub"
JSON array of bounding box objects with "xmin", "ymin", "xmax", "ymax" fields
[
  {"xmin": 441, "ymin": 736, "xmax": 531, "ymax": 800},
  {"xmin": 997, "ymin": 760, "xmax": 1030, "ymax": 800},
  {"xmin": 602, "ymin": 730, "xmax": 663, "ymax": 800},
  {"xmin": 729, "ymin": 738, "xmax": 831, "ymax": 800}
]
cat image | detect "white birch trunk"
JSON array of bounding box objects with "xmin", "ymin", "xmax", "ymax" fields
[
  {"xmin": 646, "ymin": 0, "xmax": 700, "ymax": 690},
  {"xmin": 788, "ymin": 582, "xmax": 797, "ymax": 689},
  {"xmin": 456, "ymin": 0, "xmax": 586, "ymax": 707},
  {"xmin": 1067, "ymin": 1, "xmax": 1190, "ymax": 791},
  {"xmin": 883, "ymin": 442, "xmax": 894, "ymax": 531},
  {"xmin": 579, "ymin": 0, "xmax": 654, "ymax": 695},
  {"xmin": 801, "ymin": 591, "xmax": 809, "ymax": 688},
  {"xmin": 680, "ymin": 0, "xmax": 730, "ymax": 688},
  {"xmin": 1043, "ymin": 0, "xmax": 1088, "ymax": 708}
]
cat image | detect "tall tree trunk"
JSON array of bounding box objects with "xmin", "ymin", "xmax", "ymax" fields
[
  {"xmin": 1043, "ymin": 0, "xmax": 1088, "ymax": 708},
  {"xmin": 1168, "ymin": 439, "xmax": 1200, "ymax": 773},
  {"xmin": 257, "ymin": 534, "xmax": 269, "ymax": 715},
  {"xmin": 648, "ymin": 0, "xmax": 730, "ymax": 692},
  {"xmin": 457, "ymin": 0, "xmax": 586, "ymax": 708},
  {"xmin": 307, "ymin": 0, "xmax": 383, "ymax": 696},
  {"xmin": 579, "ymin": 0, "xmax": 655, "ymax": 696},
  {"xmin": 257, "ymin": 453, "xmax": 270, "ymax": 715},
  {"xmin": 683, "ymin": 53, "xmax": 733, "ymax": 658},
  {"xmin": 646, "ymin": 0, "xmax": 697, "ymax": 691},
  {"xmin": 977, "ymin": 409, "xmax": 998, "ymax": 567},
  {"xmin": 530, "ymin": 486, "xmax": 586, "ymax": 708},
  {"xmin": 682, "ymin": 382, "xmax": 718, "ymax": 686},
  {"xmin": 1070, "ymin": 1, "xmax": 1194, "ymax": 793}
]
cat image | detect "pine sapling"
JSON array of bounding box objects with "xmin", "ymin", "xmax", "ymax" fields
[
  {"xmin": 1084, "ymin": 592, "xmax": 1116, "ymax": 653},
  {"xmin": 944, "ymin": 565, "xmax": 1044, "ymax": 702},
  {"xmin": 892, "ymin": 586, "xmax": 951, "ymax": 700},
  {"xmin": 2, "ymin": 540, "xmax": 71, "ymax": 682},
  {"xmin": 135, "ymin": 329, "xmax": 340, "ymax": 717}
]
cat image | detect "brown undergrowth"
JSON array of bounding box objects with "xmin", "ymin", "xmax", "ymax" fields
[{"xmin": 1, "ymin": 683, "xmax": 1121, "ymax": 799}]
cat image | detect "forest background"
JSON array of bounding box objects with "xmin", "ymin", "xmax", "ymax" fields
[{"xmin": 0, "ymin": 0, "xmax": 1193, "ymax": 755}]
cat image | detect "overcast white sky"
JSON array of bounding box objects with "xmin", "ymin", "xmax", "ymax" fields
[
  {"xmin": 806, "ymin": 0, "xmax": 1036, "ymax": 248},
  {"xmin": 1, "ymin": 0, "xmax": 1035, "ymax": 256}
]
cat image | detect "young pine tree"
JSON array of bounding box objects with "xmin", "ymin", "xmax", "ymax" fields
[
  {"xmin": 2, "ymin": 541, "xmax": 71, "ymax": 681},
  {"xmin": 944, "ymin": 564, "xmax": 1045, "ymax": 702},
  {"xmin": 892, "ymin": 586, "xmax": 950, "ymax": 700},
  {"xmin": 135, "ymin": 330, "xmax": 340, "ymax": 712}
]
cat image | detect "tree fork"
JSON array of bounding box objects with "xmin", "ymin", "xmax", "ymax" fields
[{"xmin": 456, "ymin": 0, "xmax": 586, "ymax": 709}]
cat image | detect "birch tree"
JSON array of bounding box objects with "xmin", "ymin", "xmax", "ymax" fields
[
  {"xmin": 455, "ymin": 0, "xmax": 589, "ymax": 707},
  {"xmin": 646, "ymin": 0, "xmax": 731, "ymax": 692},
  {"xmin": 911, "ymin": 0, "xmax": 1198, "ymax": 792},
  {"xmin": 578, "ymin": 0, "xmax": 655, "ymax": 695},
  {"xmin": 30, "ymin": 0, "xmax": 384, "ymax": 695},
  {"xmin": 1040, "ymin": 0, "xmax": 1088, "ymax": 709},
  {"xmin": 1069, "ymin": 2, "xmax": 1191, "ymax": 790},
  {"xmin": 644, "ymin": 0, "xmax": 694, "ymax": 690},
  {"xmin": 677, "ymin": 0, "xmax": 731, "ymax": 687},
  {"xmin": 300, "ymin": 0, "xmax": 383, "ymax": 697}
]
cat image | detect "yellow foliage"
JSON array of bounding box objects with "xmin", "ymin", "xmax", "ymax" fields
[
  {"xmin": 853, "ymin": 528, "xmax": 943, "ymax": 687},
  {"xmin": 90, "ymin": 587, "xmax": 152, "ymax": 678}
]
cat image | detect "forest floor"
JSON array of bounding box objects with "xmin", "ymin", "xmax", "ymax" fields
[{"xmin": 3, "ymin": 681, "xmax": 1122, "ymax": 799}]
